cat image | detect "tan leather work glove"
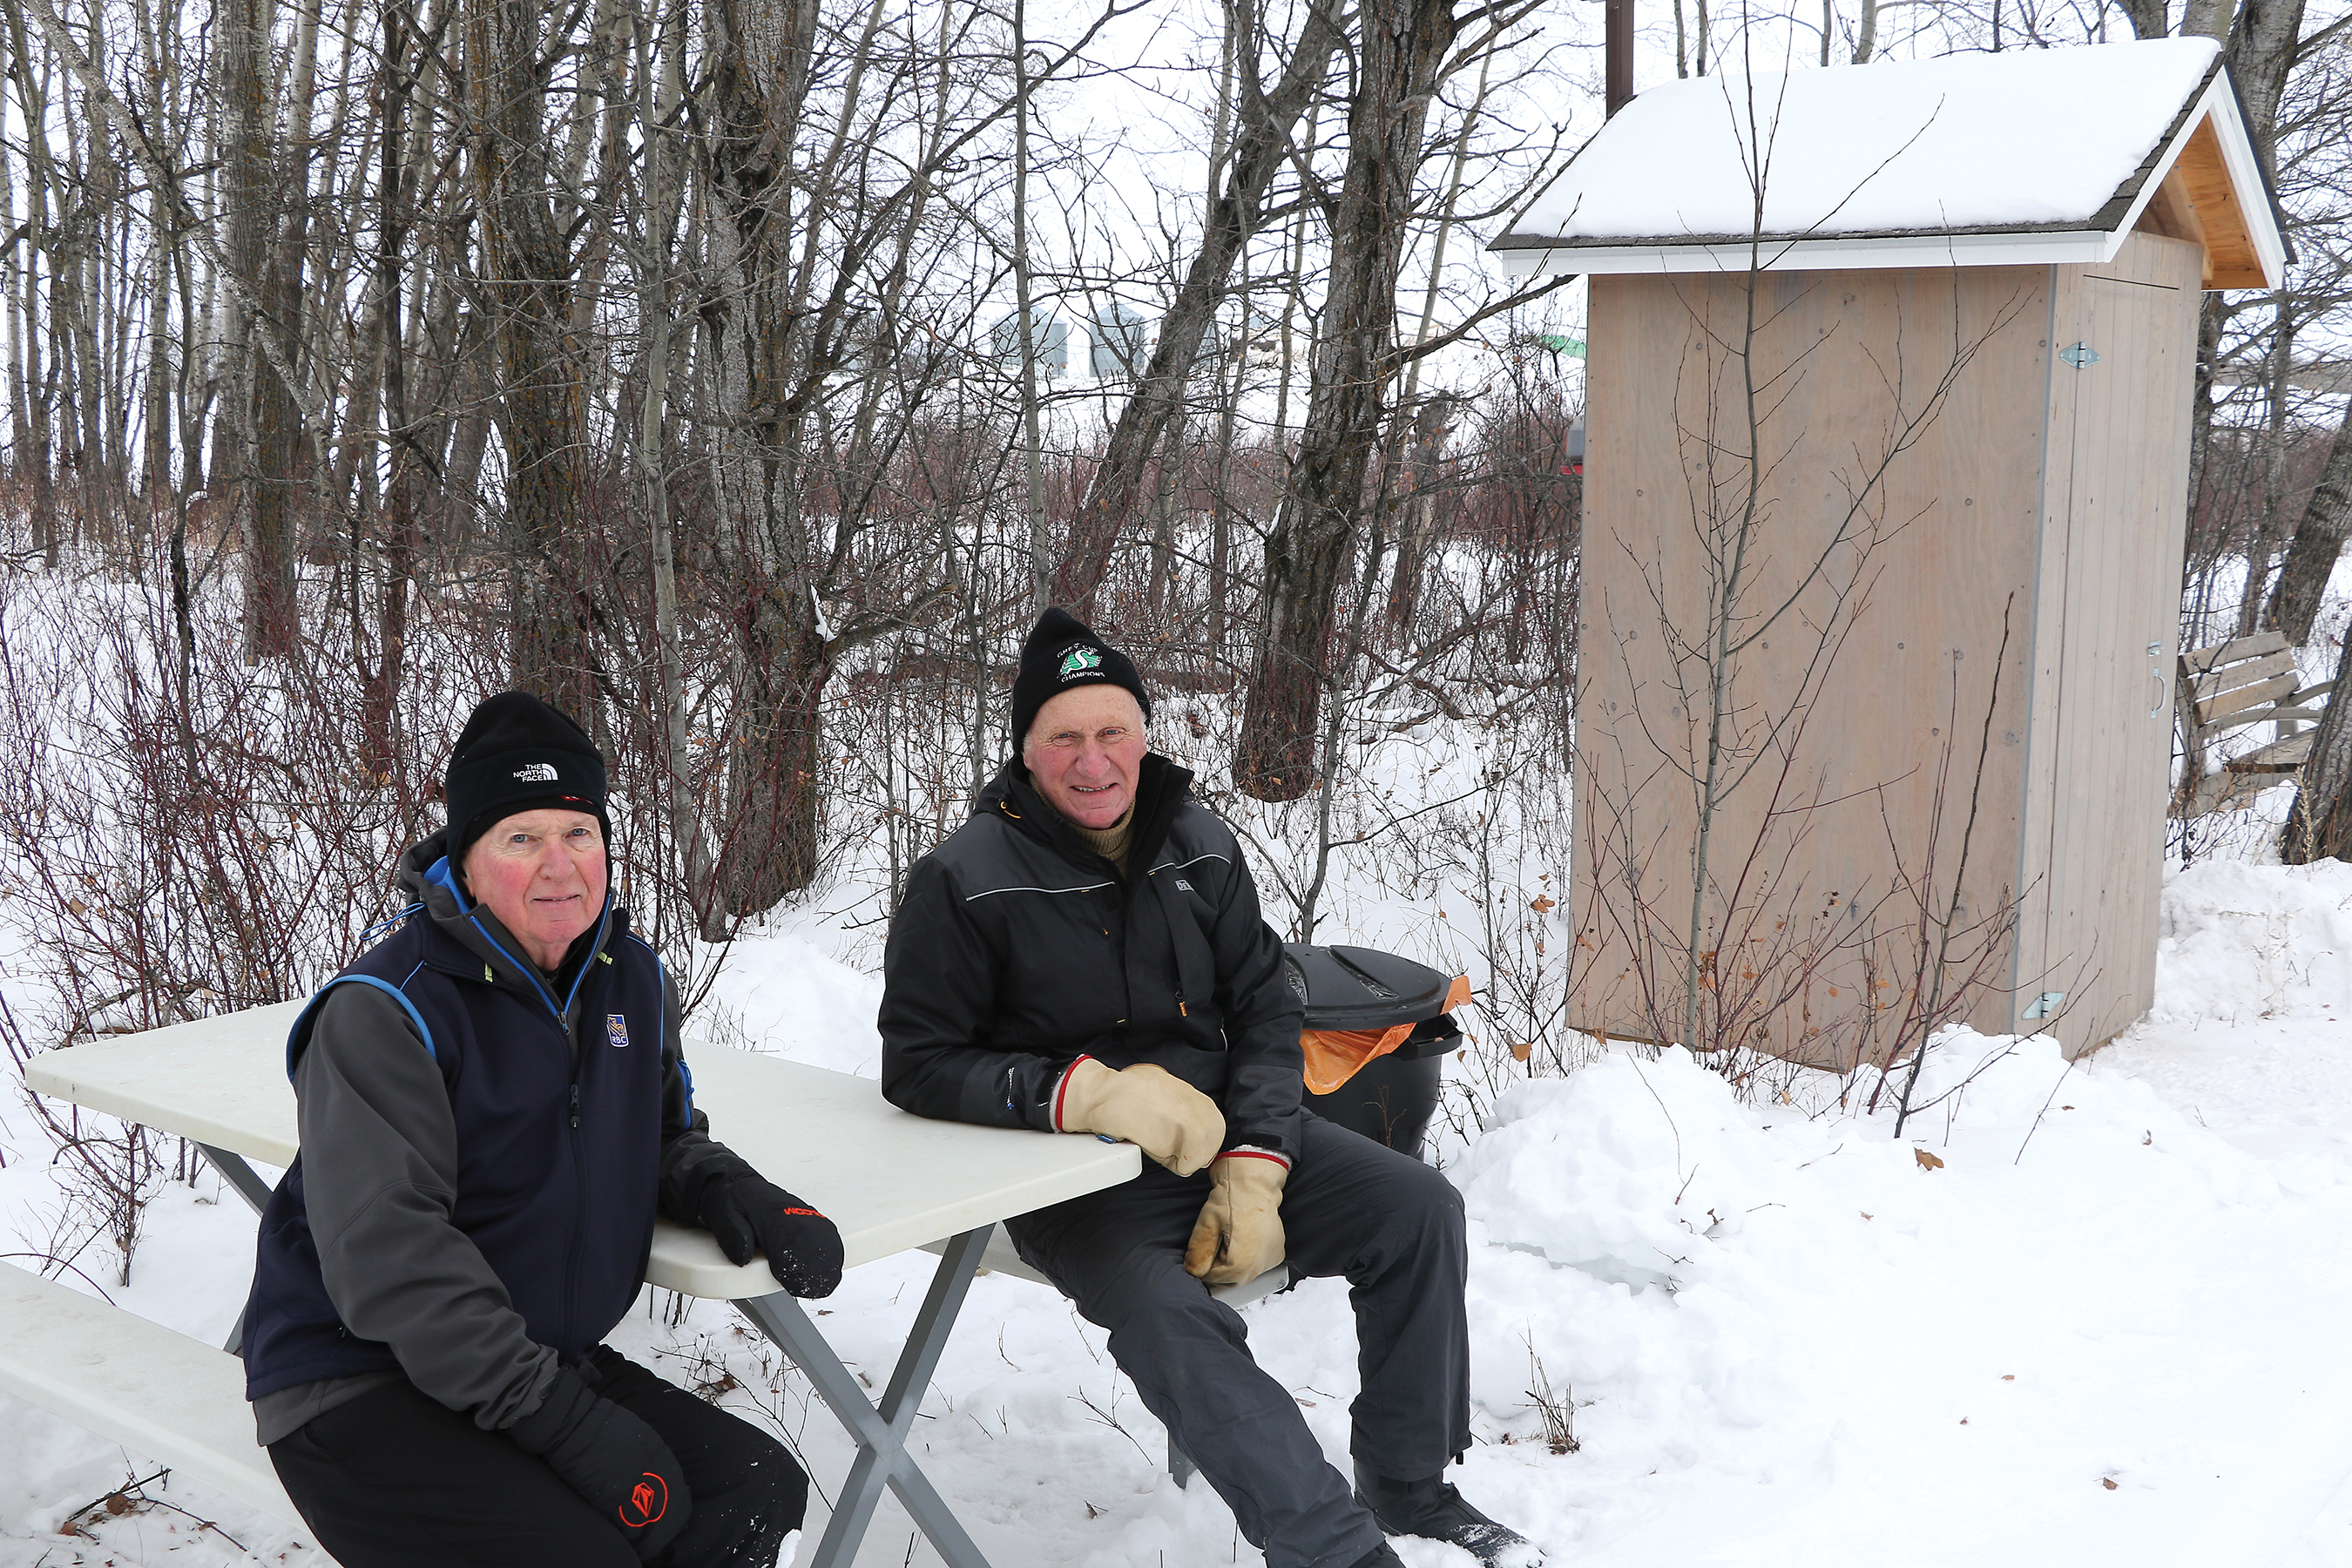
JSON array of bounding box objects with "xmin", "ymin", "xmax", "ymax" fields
[
  {"xmin": 1184, "ymin": 1152, "xmax": 1288, "ymax": 1288},
  {"xmin": 1055, "ymin": 1058, "xmax": 1226, "ymax": 1177}
]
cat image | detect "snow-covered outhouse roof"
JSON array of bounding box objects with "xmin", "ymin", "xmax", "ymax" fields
[{"xmin": 1489, "ymin": 38, "xmax": 2285, "ymax": 288}]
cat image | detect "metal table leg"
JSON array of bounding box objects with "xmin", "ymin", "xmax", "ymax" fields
[
  {"xmin": 197, "ymin": 1144, "xmax": 273, "ymax": 1355},
  {"xmin": 196, "ymin": 1143, "xmax": 274, "ymax": 1216},
  {"xmin": 734, "ymin": 1224, "xmax": 996, "ymax": 1568}
]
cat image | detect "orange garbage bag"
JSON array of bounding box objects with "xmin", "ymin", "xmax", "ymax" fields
[{"xmin": 1299, "ymin": 976, "xmax": 1471, "ymax": 1096}]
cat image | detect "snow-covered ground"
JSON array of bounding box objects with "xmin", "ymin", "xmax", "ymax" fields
[{"xmin": 3, "ymin": 848, "xmax": 2350, "ymax": 1567}]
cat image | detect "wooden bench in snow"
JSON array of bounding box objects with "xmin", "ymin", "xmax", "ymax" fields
[
  {"xmin": 2177, "ymin": 631, "xmax": 2335, "ymax": 815},
  {"xmin": 0, "ymin": 1261, "xmax": 298, "ymax": 1524}
]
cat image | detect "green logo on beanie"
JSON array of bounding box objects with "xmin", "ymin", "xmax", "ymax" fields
[{"xmin": 1058, "ymin": 645, "xmax": 1102, "ymax": 679}]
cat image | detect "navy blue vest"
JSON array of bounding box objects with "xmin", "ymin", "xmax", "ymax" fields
[{"xmin": 242, "ymin": 898, "xmax": 669, "ymax": 1400}]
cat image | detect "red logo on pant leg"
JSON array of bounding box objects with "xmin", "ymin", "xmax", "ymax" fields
[{"xmin": 619, "ymin": 1472, "xmax": 668, "ymax": 1528}]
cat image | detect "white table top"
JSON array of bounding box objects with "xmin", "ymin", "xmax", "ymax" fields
[{"xmin": 24, "ymin": 1003, "xmax": 1137, "ymax": 1299}]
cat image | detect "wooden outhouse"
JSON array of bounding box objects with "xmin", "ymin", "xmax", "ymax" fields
[{"xmin": 1489, "ymin": 39, "xmax": 2285, "ymax": 1062}]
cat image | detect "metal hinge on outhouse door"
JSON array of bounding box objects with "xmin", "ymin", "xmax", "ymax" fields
[{"xmin": 2060, "ymin": 343, "xmax": 2100, "ymax": 368}]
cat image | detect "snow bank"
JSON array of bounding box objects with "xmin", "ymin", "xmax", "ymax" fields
[
  {"xmin": 9, "ymin": 860, "xmax": 2352, "ymax": 1566},
  {"xmin": 2097, "ymin": 858, "xmax": 2352, "ymax": 1165},
  {"xmin": 1449, "ymin": 1032, "xmax": 2352, "ymax": 1565}
]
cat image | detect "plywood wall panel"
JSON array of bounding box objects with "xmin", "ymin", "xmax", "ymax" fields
[{"xmin": 1571, "ymin": 265, "xmax": 2053, "ymax": 1065}]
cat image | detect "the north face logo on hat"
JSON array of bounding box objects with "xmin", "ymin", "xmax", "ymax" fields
[
  {"xmin": 512, "ymin": 761, "xmax": 559, "ymax": 782},
  {"xmin": 1058, "ymin": 645, "xmax": 1103, "ymax": 679}
]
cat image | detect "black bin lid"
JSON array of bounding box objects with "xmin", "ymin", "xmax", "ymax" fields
[{"xmin": 1281, "ymin": 943, "xmax": 1456, "ymax": 1031}]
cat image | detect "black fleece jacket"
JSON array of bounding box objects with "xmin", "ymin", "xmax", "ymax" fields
[{"xmin": 879, "ymin": 753, "xmax": 1308, "ymax": 1162}]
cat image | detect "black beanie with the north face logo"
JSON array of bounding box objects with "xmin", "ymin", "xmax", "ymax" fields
[
  {"xmin": 1010, "ymin": 607, "xmax": 1152, "ymax": 747},
  {"xmin": 443, "ymin": 691, "xmax": 611, "ymax": 862}
]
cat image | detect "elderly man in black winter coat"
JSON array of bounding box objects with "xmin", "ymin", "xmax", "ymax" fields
[
  {"xmin": 243, "ymin": 692, "xmax": 841, "ymax": 1568},
  {"xmin": 880, "ymin": 609, "xmax": 1538, "ymax": 1568}
]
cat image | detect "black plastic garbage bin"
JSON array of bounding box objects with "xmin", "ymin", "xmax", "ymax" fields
[{"xmin": 1284, "ymin": 944, "xmax": 1464, "ymax": 1161}]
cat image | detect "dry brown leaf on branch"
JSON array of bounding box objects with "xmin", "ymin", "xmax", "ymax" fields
[
  {"xmin": 1914, "ymin": 1148, "xmax": 1945, "ymax": 1171},
  {"xmin": 1531, "ymin": 895, "xmax": 1556, "ymax": 913},
  {"xmin": 1511, "ymin": 1042, "xmax": 1532, "ymax": 1063},
  {"xmin": 2101, "ymin": 1478, "xmax": 2119, "ymax": 1490}
]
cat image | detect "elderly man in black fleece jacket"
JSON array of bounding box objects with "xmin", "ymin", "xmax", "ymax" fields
[
  {"xmin": 242, "ymin": 693, "xmax": 841, "ymax": 1568},
  {"xmin": 880, "ymin": 610, "xmax": 1538, "ymax": 1568}
]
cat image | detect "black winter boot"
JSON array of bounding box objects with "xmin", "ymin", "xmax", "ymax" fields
[{"xmin": 1353, "ymin": 1462, "xmax": 1541, "ymax": 1566}]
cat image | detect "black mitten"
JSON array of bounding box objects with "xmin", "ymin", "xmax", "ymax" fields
[
  {"xmin": 696, "ymin": 1173, "xmax": 845, "ymax": 1298},
  {"xmin": 508, "ymin": 1368, "xmax": 692, "ymax": 1561}
]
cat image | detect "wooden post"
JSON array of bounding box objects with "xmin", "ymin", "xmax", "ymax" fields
[{"xmin": 1605, "ymin": 0, "xmax": 1633, "ymax": 117}]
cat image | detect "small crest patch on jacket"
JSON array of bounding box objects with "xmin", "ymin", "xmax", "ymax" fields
[{"xmin": 605, "ymin": 1013, "xmax": 630, "ymax": 1049}]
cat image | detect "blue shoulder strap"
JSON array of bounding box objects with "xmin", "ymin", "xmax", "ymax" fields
[{"xmin": 284, "ymin": 974, "xmax": 439, "ymax": 1080}]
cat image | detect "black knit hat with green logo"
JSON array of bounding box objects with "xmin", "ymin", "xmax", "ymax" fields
[
  {"xmin": 1010, "ymin": 607, "xmax": 1152, "ymax": 747},
  {"xmin": 443, "ymin": 692, "xmax": 610, "ymax": 862}
]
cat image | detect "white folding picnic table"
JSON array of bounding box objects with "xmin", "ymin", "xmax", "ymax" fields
[{"xmin": 24, "ymin": 1004, "xmax": 1139, "ymax": 1568}]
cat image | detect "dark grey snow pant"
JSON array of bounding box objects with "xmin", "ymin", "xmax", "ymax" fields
[{"xmin": 1008, "ymin": 1112, "xmax": 1470, "ymax": 1568}]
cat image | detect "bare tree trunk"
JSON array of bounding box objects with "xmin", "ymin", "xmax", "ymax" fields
[
  {"xmin": 1386, "ymin": 41, "xmax": 1491, "ymax": 632},
  {"xmin": 1206, "ymin": 316, "xmax": 1243, "ymax": 656},
  {"xmin": 2284, "ymin": 664, "xmax": 2352, "ymax": 862},
  {"xmin": 0, "ymin": 39, "xmax": 24, "ymax": 520},
  {"xmin": 632, "ymin": 0, "xmax": 714, "ymax": 935},
  {"xmin": 704, "ymin": 0, "xmax": 828, "ymax": 913},
  {"xmin": 244, "ymin": 0, "xmax": 320, "ymax": 658},
  {"xmin": 1052, "ymin": 0, "xmax": 1343, "ymax": 617},
  {"xmin": 465, "ymin": 0, "xmax": 591, "ymax": 711},
  {"xmin": 4, "ymin": 11, "xmax": 59, "ymax": 564},
  {"xmin": 1236, "ymin": 0, "xmax": 1456, "ymax": 800},
  {"xmin": 1010, "ymin": 0, "xmax": 1048, "ymax": 611},
  {"xmin": 1387, "ymin": 395, "xmax": 1456, "ymax": 632},
  {"xmin": 2268, "ymin": 412, "xmax": 2352, "ymax": 645},
  {"xmin": 217, "ymin": 0, "xmax": 300, "ymax": 658},
  {"xmin": 2174, "ymin": 0, "xmax": 2305, "ymax": 694},
  {"xmin": 2236, "ymin": 297, "xmax": 2295, "ymax": 636},
  {"xmin": 71, "ymin": 0, "xmax": 111, "ymax": 531},
  {"xmin": 357, "ymin": 2, "xmax": 431, "ymax": 785},
  {"xmin": 143, "ymin": 173, "xmax": 174, "ymax": 502}
]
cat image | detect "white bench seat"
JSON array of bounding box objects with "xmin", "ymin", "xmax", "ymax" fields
[{"xmin": 0, "ymin": 1262, "xmax": 296, "ymax": 1524}]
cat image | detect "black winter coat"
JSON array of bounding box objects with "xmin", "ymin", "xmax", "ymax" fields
[{"xmin": 879, "ymin": 753, "xmax": 1308, "ymax": 1162}]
